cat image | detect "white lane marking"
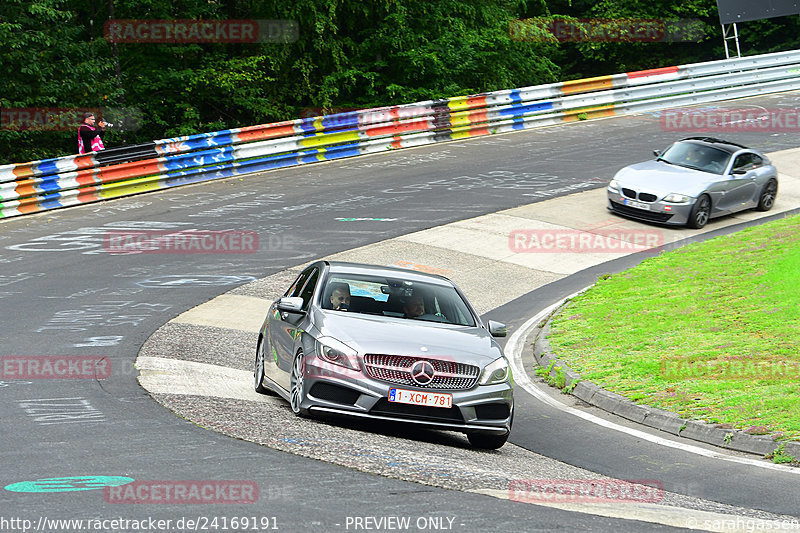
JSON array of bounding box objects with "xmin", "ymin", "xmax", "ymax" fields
[
  {"xmin": 170, "ymin": 294, "xmax": 269, "ymax": 332},
  {"xmin": 506, "ymin": 295, "xmax": 800, "ymax": 474},
  {"xmin": 136, "ymin": 356, "xmax": 272, "ymax": 403},
  {"xmin": 471, "ymin": 489, "xmax": 777, "ymax": 532}
]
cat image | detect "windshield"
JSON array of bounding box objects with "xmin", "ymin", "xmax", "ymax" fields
[
  {"xmin": 659, "ymin": 142, "xmax": 731, "ymax": 175},
  {"xmin": 321, "ymin": 273, "xmax": 476, "ymax": 327}
]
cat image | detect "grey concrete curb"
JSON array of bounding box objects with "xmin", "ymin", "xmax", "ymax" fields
[{"xmin": 529, "ymin": 300, "xmax": 800, "ymax": 464}]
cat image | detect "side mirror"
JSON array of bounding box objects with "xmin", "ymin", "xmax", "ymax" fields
[
  {"xmin": 277, "ymin": 296, "xmax": 305, "ymax": 313},
  {"xmin": 488, "ymin": 320, "xmax": 507, "ymax": 338},
  {"xmin": 653, "ymin": 150, "xmax": 661, "ymax": 157},
  {"xmin": 732, "ymin": 168, "xmax": 747, "ymax": 175}
]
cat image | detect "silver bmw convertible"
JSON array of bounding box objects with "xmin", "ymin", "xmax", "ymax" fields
[
  {"xmin": 607, "ymin": 137, "xmax": 778, "ymax": 228},
  {"xmin": 254, "ymin": 261, "xmax": 514, "ymax": 449}
]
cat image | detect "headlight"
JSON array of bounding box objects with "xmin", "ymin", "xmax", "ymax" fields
[
  {"xmin": 663, "ymin": 193, "xmax": 691, "ymax": 203},
  {"xmin": 479, "ymin": 357, "xmax": 510, "ymax": 385},
  {"xmin": 315, "ymin": 337, "xmax": 360, "ymax": 371},
  {"xmin": 608, "ymin": 179, "xmax": 620, "ymax": 192}
]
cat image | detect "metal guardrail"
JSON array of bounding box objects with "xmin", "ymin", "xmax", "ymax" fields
[{"xmin": 2, "ymin": 49, "xmax": 800, "ymax": 219}]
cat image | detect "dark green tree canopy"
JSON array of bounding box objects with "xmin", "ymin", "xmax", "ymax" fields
[{"xmin": 2, "ymin": 0, "xmax": 798, "ymax": 163}]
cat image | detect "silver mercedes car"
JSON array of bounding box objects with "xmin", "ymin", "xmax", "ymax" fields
[
  {"xmin": 607, "ymin": 137, "xmax": 778, "ymax": 228},
  {"xmin": 254, "ymin": 261, "xmax": 514, "ymax": 449}
]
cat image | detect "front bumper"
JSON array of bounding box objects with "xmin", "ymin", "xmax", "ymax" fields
[
  {"xmin": 607, "ymin": 192, "xmax": 694, "ymax": 226},
  {"xmin": 301, "ymin": 354, "xmax": 514, "ymax": 434}
]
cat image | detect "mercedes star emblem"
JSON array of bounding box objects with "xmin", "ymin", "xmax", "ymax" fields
[{"xmin": 410, "ymin": 360, "xmax": 436, "ymax": 386}]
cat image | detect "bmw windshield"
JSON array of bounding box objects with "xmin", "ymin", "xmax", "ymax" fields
[{"xmin": 659, "ymin": 142, "xmax": 731, "ymax": 175}]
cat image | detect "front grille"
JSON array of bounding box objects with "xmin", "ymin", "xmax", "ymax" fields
[
  {"xmin": 610, "ymin": 201, "xmax": 674, "ymax": 222},
  {"xmin": 639, "ymin": 192, "xmax": 658, "ymax": 203},
  {"xmin": 363, "ymin": 354, "xmax": 480, "ymax": 390},
  {"xmin": 621, "ymin": 188, "xmax": 637, "ymax": 199},
  {"xmin": 370, "ymin": 398, "xmax": 464, "ymax": 424}
]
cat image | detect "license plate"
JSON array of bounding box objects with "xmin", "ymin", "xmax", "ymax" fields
[
  {"xmin": 388, "ymin": 388, "xmax": 452, "ymax": 408},
  {"xmin": 623, "ymin": 198, "xmax": 651, "ymax": 210}
]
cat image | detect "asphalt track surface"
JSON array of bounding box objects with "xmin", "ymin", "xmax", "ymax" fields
[{"xmin": 2, "ymin": 93, "xmax": 800, "ymax": 532}]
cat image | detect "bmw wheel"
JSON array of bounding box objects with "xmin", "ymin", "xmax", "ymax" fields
[
  {"xmin": 688, "ymin": 195, "xmax": 711, "ymax": 229},
  {"xmin": 254, "ymin": 338, "xmax": 269, "ymax": 394},
  {"xmin": 290, "ymin": 350, "xmax": 308, "ymax": 416},
  {"xmin": 756, "ymin": 180, "xmax": 777, "ymax": 211}
]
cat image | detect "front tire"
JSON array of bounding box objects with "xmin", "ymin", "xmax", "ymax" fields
[
  {"xmin": 688, "ymin": 195, "xmax": 711, "ymax": 229},
  {"xmin": 756, "ymin": 180, "xmax": 777, "ymax": 211},
  {"xmin": 254, "ymin": 338, "xmax": 269, "ymax": 394},
  {"xmin": 289, "ymin": 350, "xmax": 308, "ymax": 416},
  {"xmin": 467, "ymin": 431, "xmax": 509, "ymax": 450}
]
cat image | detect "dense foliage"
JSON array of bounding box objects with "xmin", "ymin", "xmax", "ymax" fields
[{"xmin": 2, "ymin": 0, "xmax": 799, "ymax": 164}]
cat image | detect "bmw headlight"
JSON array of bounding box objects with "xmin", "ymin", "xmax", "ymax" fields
[
  {"xmin": 315, "ymin": 337, "xmax": 360, "ymax": 371},
  {"xmin": 608, "ymin": 179, "xmax": 620, "ymax": 192},
  {"xmin": 663, "ymin": 193, "xmax": 691, "ymax": 203},
  {"xmin": 479, "ymin": 357, "xmax": 510, "ymax": 385}
]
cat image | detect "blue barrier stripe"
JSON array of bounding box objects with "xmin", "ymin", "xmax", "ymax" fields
[
  {"xmin": 509, "ymin": 89, "xmax": 522, "ymax": 103},
  {"xmin": 38, "ymin": 177, "xmax": 62, "ymax": 193},
  {"xmin": 298, "ymin": 118, "xmax": 320, "ymax": 134},
  {"xmin": 161, "ymin": 147, "xmax": 235, "ymax": 171},
  {"xmin": 322, "ymin": 113, "xmax": 359, "ymax": 129},
  {"xmin": 498, "ymin": 101, "xmax": 554, "ymax": 117},
  {"xmin": 35, "ymin": 160, "xmax": 62, "ymax": 176}
]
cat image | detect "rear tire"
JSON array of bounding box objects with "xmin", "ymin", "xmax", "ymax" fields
[
  {"xmin": 688, "ymin": 195, "xmax": 711, "ymax": 229},
  {"xmin": 756, "ymin": 180, "xmax": 777, "ymax": 212},
  {"xmin": 467, "ymin": 431, "xmax": 509, "ymax": 450}
]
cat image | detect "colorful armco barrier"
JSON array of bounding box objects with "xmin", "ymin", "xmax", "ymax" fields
[{"xmin": 2, "ymin": 49, "xmax": 800, "ymax": 219}]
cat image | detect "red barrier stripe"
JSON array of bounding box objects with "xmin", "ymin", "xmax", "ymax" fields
[
  {"xmin": 96, "ymin": 159, "xmax": 163, "ymax": 184},
  {"xmin": 627, "ymin": 66, "xmax": 679, "ymax": 79},
  {"xmin": 236, "ymin": 124, "xmax": 297, "ymax": 143},
  {"xmin": 365, "ymin": 119, "xmax": 430, "ymax": 137},
  {"xmin": 468, "ymin": 110, "xmax": 489, "ymax": 123},
  {"xmin": 465, "ymin": 96, "xmax": 487, "ymax": 109}
]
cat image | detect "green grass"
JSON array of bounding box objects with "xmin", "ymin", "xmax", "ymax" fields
[{"xmin": 547, "ymin": 214, "xmax": 800, "ymax": 440}]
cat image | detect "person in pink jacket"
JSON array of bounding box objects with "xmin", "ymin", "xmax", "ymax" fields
[{"xmin": 77, "ymin": 112, "xmax": 107, "ymax": 154}]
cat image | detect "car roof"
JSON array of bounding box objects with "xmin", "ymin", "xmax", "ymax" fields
[
  {"xmin": 679, "ymin": 137, "xmax": 750, "ymax": 155},
  {"xmin": 323, "ymin": 261, "xmax": 454, "ymax": 286}
]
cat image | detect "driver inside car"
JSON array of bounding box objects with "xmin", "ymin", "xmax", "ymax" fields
[{"xmin": 330, "ymin": 284, "xmax": 351, "ymax": 311}]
